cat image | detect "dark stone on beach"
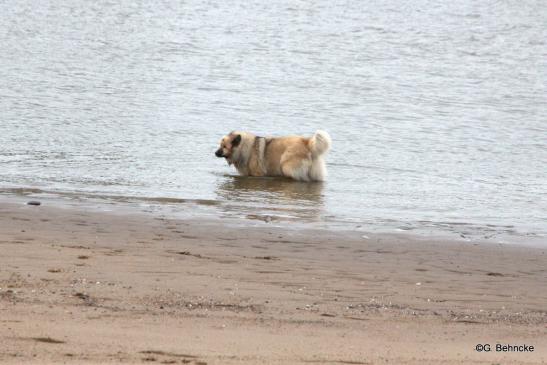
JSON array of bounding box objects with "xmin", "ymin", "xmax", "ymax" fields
[
  {"xmin": 486, "ymin": 272, "xmax": 504, "ymax": 277},
  {"xmin": 32, "ymin": 337, "xmax": 65, "ymax": 344},
  {"xmin": 27, "ymin": 201, "xmax": 41, "ymax": 206}
]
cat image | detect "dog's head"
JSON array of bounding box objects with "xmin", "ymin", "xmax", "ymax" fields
[{"xmin": 215, "ymin": 132, "xmax": 242, "ymax": 163}]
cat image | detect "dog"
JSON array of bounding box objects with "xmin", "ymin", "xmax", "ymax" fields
[{"xmin": 215, "ymin": 130, "xmax": 331, "ymax": 181}]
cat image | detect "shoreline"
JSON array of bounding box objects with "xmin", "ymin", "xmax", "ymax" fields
[
  {"xmin": 1, "ymin": 198, "xmax": 546, "ymax": 364},
  {"xmin": 1, "ymin": 189, "xmax": 545, "ymax": 248}
]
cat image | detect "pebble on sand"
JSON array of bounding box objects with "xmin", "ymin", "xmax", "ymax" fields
[{"xmin": 27, "ymin": 201, "xmax": 41, "ymax": 206}]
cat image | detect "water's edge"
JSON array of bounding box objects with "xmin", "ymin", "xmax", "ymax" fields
[{"xmin": 2, "ymin": 185, "xmax": 545, "ymax": 247}]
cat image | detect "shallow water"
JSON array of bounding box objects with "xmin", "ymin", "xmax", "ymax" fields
[{"xmin": 1, "ymin": 0, "xmax": 546, "ymax": 243}]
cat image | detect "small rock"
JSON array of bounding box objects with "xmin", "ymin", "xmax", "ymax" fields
[{"xmin": 27, "ymin": 201, "xmax": 41, "ymax": 206}]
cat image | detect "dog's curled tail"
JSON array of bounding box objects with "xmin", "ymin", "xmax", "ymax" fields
[{"xmin": 309, "ymin": 130, "xmax": 332, "ymax": 158}]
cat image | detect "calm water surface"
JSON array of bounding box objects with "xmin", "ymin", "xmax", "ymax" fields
[{"xmin": 1, "ymin": 0, "xmax": 546, "ymax": 243}]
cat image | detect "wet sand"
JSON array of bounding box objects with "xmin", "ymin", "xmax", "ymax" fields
[{"xmin": 0, "ymin": 200, "xmax": 546, "ymax": 364}]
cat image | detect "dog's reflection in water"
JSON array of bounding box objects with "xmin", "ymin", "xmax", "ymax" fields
[{"xmin": 216, "ymin": 175, "xmax": 324, "ymax": 221}]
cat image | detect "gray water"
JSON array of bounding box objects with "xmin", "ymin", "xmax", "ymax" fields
[{"xmin": 1, "ymin": 0, "xmax": 546, "ymax": 243}]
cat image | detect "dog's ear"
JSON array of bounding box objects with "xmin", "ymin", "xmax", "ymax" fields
[{"xmin": 232, "ymin": 134, "xmax": 241, "ymax": 147}]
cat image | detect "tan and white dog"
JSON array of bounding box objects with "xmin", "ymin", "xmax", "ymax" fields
[{"xmin": 215, "ymin": 130, "xmax": 331, "ymax": 181}]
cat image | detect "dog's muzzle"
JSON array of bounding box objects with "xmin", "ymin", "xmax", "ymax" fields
[{"xmin": 215, "ymin": 149, "xmax": 224, "ymax": 158}]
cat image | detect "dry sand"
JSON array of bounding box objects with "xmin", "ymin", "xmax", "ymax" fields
[{"xmin": 0, "ymin": 199, "xmax": 546, "ymax": 364}]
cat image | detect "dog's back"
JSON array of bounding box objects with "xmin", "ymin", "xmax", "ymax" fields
[{"xmin": 264, "ymin": 130, "xmax": 331, "ymax": 181}]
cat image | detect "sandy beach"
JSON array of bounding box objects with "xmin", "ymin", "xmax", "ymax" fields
[{"xmin": 0, "ymin": 199, "xmax": 546, "ymax": 364}]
